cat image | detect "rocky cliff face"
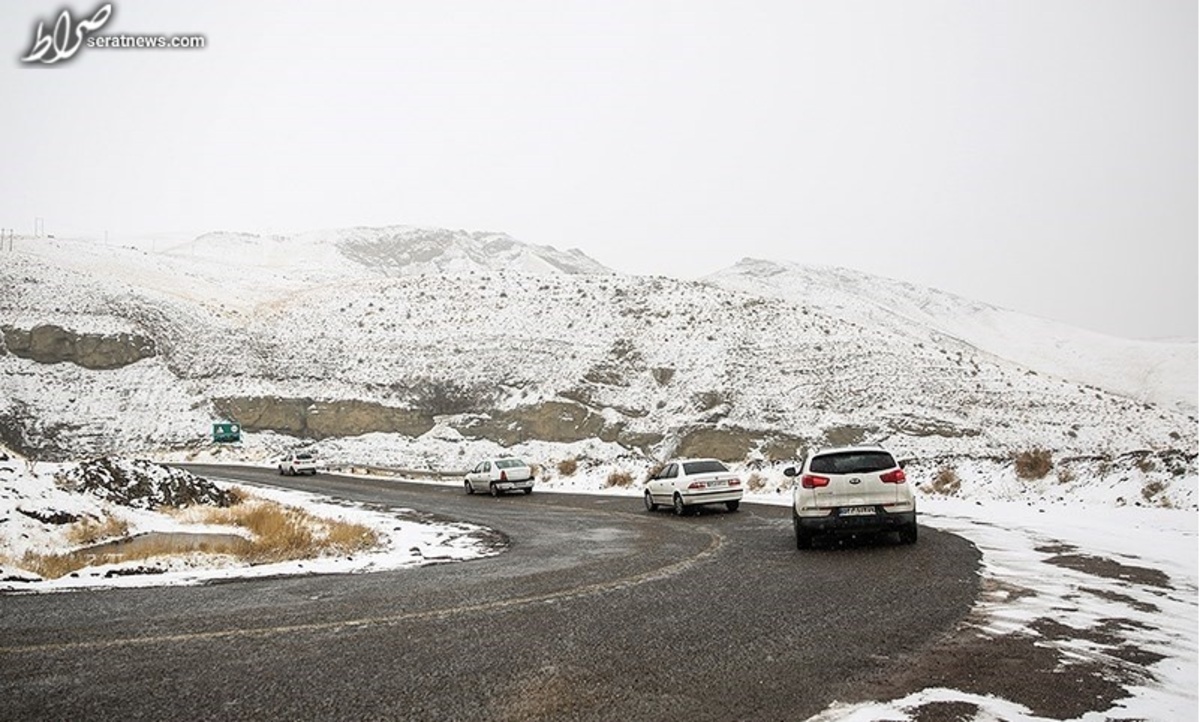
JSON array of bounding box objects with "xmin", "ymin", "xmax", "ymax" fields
[
  {"xmin": 2, "ymin": 325, "xmax": 156, "ymax": 370},
  {"xmin": 212, "ymin": 397, "xmax": 435, "ymax": 440}
]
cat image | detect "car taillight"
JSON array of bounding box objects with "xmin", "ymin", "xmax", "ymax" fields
[
  {"xmin": 500, "ymin": 470, "xmax": 508, "ymax": 481},
  {"xmin": 687, "ymin": 481, "xmax": 706, "ymax": 489},
  {"xmin": 729, "ymin": 478, "xmax": 741, "ymax": 486},
  {"xmin": 801, "ymin": 474, "xmax": 830, "ymax": 488},
  {"xmin": 880, "ymin": 469, "xmax": 906, "ymax": 484}
]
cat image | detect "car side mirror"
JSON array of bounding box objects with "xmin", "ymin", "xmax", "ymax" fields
[{"xmin": 783, "ymin": 466, "xmax": 798, "ymax": 477}]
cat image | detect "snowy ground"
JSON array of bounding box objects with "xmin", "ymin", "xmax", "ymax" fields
[
  {"xmin": 0, "ymin": 455, "xmax": 498, "ymax": 592},
  {"xmin": 1, "ymin": 453, "xmax": 1194, "ymax": 720},
  {"xmin": 808, "ymin": 498, "xmax": 1198, "ymax": 721}
]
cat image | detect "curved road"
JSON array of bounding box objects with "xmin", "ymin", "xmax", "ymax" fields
[{"xmin": 0, "ymin": 466, "xmax": 980, "ymax": 721}]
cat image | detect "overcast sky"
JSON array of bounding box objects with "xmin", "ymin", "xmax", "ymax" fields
[{"xmin": 1, "ymin": 0, "xmax": 1195, "ymax": 340}]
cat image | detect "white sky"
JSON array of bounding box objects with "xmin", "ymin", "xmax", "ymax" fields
[{"xmin": 1, "ymin": 0, "xmax": 1195, "ymax": 340}]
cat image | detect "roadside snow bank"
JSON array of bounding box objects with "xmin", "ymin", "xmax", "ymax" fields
[
  {"xmin": 0, "ymin": 455, "xmax": 500, "ymax": 592},
  {"xmin": 806, "ymin": 500, "xmax": 1198, "ymax": 721}
]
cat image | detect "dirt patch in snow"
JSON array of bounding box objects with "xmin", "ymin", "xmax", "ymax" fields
[
  {"xmin": 857, "ymin": 618, "xmax": 1152, "ymax": 720},
  {"xmin": 852, "ymin": 554, "xmax": 1177, "ymax": 720},
  {"xmin": 911, "ymin": 700, "xmax": 981, "ymax": 722},
  {"xmin": 1044, "ymin": 553, "xmax": 1172, "ymax": 589}
]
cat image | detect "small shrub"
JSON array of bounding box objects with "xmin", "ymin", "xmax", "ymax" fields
[
  {"xmin": 322, "ymin": 520, "xmax": 380, "ymax": 553},
  {"xmin": 1014, "ymin": 449, "xmax": 1053, "ymax": 480},
  {"xmin": 605, "ymin": 470, "xmax": 634, "ymax": 488},
  {"xmin": 1055, "ymin": 467, "xmax": 1076, "ymax": 485},
  {"xmin": 1135, "ymin": 455, "xmax": 1157, "ymax": 473},
  {"xmin": 930, "ymin": 467, "xmax": 961, "ymax": 495},
  {"xmin": 557, "ymin": 458, "xmax": 578, "ymax": 477},
  {"xmin": 1142, "ymin": 480, "xmax": 1166, "ymax": 502},
  {"xmin": 746, "ymin": 473, "xmax": 767, "ymax": 492}
]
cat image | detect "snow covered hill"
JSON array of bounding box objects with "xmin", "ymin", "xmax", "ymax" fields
[
  {"xmin": 156, "ymin": 225, "xmax": 614, "ymax": 282},
  {"xmin": 707, "ymin": 258, "xmax": 1197, "ymax": 414},
  {"xmin": 0, "ymin": 227, "xmax": 1194, "ymax": 509}
]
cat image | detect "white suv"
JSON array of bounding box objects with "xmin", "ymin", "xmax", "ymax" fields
[
  {"xmin": 277, "ymin": 451, "xmax": 318, "ymax": 476},
  {"xmin": 644, "ymin": 458, "xmax": 743, "ymax": 515},
  {"xmin": 785, "ymin": 445, "xmax": 916, "ymax": 548}
]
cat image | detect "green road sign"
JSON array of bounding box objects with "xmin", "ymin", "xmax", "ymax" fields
[{"xmin": 212, "ymin": 422, "xmax": 241, "ymax": 443}]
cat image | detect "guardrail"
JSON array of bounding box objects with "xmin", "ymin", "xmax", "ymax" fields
[{"xmin": 327, "ymin": 464, "xmax": 467, "ymax": 480}]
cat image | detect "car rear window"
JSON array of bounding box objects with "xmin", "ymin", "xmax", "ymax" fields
[
  {"xmin": 682, "ymin": 460, "xmax": 728, "ymax": 475},
  {"xmin": 295, "ymin": 454, "xmax": 314, "ymax": 461},
  {"xmin": 809, "ymin": 451, "xmax": 895, "ymax": 474},
  {"xmin": 495, "ymin": 459, "xmax": 526, "ymax": 469}
]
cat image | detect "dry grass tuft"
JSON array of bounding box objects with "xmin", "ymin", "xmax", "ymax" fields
[
  {"xmin": 13, "ymin": 494, "xmax": 382, "ymax": 579},
  {"xmin": 15, "ymin": 551, "xmax": 83, "ymax": 580},
  {"xmin": 1014, "ymin": 448, "xmax": 1053, "ymax": 480},
  {"xmin": 68, "ymin": 515, "xmax": 130, "ymax": 546},
  {"xmin": 746, "ymin": 473, "xmax": 767, "ymax": 492},
  {"xmin": 199, "ymin": 498, "xmax": 378, "ymax": 564},
  {"xmin": 605, "ymin": 470, "xmax": 634, "ymax": 488},
  {"xmin": 225, "ymin": 485, "xmax": 251, "ymax": 506},
  {"xmin": 557, "ymin": 458, "xmax": 578, "ymax": 477},
  {"xmin": 323, "ymin": 519, "xmax": 380, "ymax": 553},
  {"xmin": 930, "ymin": 467, "xmax": 962, "ymax": 495}
]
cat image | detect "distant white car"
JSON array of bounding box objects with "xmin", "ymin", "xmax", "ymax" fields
[
  {"xmin": 785, "ymin": 445, "xmax": 917, "ymax": 548},
  {"xmin": 465, "ymin": 458, "xmax": 535, "ymax": 497},
  {"xmin": 277, "ymin": 451, "xmax": 318, "ymax": 476},
  {"xmin": 644, "ymin": 458, "xmax": 743, "ymax": 515}
]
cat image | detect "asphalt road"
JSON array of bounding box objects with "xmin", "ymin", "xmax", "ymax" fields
[{"xmin": 0, "ymin": 466, "xmax": 980, "ymax": 721}]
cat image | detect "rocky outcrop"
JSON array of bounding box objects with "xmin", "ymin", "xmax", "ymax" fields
[
  {"xmin": 888, "ymin": 414, "xmax": 981, "ymax": 438},
  {"xmin": 57, "ymin": 457, "xmax": 234, "ymax": 509},
  {"xmin": 211, "ymin": 397, "xmax": 434, "ymax": 440},
  {"xmin": 209, "ymin": 395, "xmax": 666, "ymax": 452},
  {"xmin": 1, "ymin": 324, "xmax": 156, "ymax": 370},
  {"xmin": 674, "ymin": 426, "xmax": 810, "ymax": 463},
  {"xmin": 454, "ymin": 401, "xmax": 608, "ymax": 446}
]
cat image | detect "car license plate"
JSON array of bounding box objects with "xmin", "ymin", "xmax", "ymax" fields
[{"xmin": 841, "ymin": 506, "xmax": 876, "ymax": 516}]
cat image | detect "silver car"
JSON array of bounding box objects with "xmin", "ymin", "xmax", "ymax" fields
[{"xmin": 465, "ymin": 458, "xmax": 535, "ymax": 497}]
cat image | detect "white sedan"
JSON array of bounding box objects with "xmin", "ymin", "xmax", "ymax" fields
[
  {"xmin": 644, "ymin": 458, "xmax": 743, "ymax": 516},
  {"xmin": 465, "ymin": 458, "xmax": 535, "ymax": 497}
]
